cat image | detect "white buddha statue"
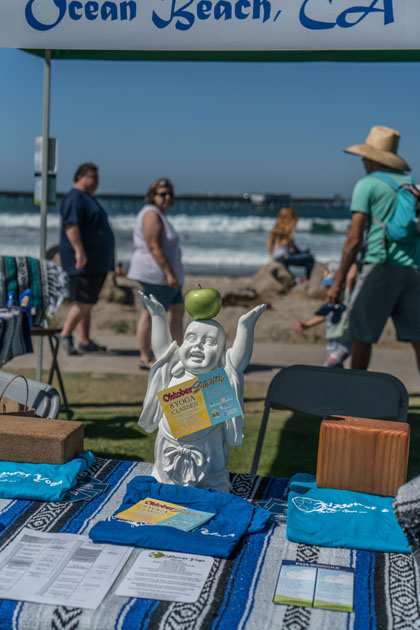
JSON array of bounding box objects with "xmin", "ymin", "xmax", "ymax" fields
[{"xmin": 138, "ymin": 292, "xmax": 266, "ymax": 492}]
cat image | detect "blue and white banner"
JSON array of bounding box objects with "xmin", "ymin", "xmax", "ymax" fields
[{"xmin": 0, "ymin": 0, "xmax": 418, "ymax": 51}]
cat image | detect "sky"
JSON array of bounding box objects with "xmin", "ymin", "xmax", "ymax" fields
[{"xmin": 1, "ymin": 49, "xmax": 420, "ymax": 197}]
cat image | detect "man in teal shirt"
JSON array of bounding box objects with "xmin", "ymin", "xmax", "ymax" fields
[{"xmin": 329, "ymin": 126, "xmax": 420, "ymax": 370}]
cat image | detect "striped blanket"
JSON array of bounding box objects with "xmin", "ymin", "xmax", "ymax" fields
[
  {"xmin": 0, "ymin": 459, "xmax": 418, "ymax": 630},
  {"xmin": 0, "ymin": 256, "xmax": 68, "ymax": 326}
]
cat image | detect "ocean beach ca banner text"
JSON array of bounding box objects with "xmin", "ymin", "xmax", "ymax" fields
[{"xmin": 0, "ymin": 0, "xmax": 419, "ymax": 51}]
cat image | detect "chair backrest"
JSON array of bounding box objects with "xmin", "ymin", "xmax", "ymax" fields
[
  {"xmin": 0, "ymin": 372, "xmax": 61, "ymax": 419},
  {"xmin": 265, "ymin": 364, "xmax": 408, "ymax": 421}
]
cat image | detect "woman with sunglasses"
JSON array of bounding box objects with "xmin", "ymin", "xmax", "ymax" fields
[{"xmin": 128, "ymin": 177, "xmax": 184, "ymax": 369}]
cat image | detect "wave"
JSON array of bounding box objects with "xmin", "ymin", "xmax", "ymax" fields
[
  {"xmin": 112, "ymin": 214, "xmax": 350, "ymax": 235},
  {"xmin": 0, "ymin": 213, "xmax": 60, "ymax": 230},
  {"xmin": 296, "ymin": 218, "xmax": 349, "ymax": 234},
  {"xmin": 110, "ymin": 213, "xmax": 276, "ymax": 234},
  {"xmin": 0, "ymin": 239, "xmax": 342, "ymax": 277},
  {"xmin": 182, "ymin": 247, "xmax": 270, "ymax": 268},
  {"xmin": 0, "ymin": 212, "xmax": 350, "ymax": 235}
]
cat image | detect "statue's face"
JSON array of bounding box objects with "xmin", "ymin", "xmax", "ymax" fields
[{"xmin": 179, "ymin": 320, "xmax": 225, "ymax": 373}]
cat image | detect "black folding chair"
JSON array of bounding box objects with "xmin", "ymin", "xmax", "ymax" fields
[{"xmin": 250, "ymin": 364, "xmax": 409, "ymax": 477}]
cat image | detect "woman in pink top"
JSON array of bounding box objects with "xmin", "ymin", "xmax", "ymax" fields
[{"xmin": 128, "ymin": 178, "xmax": 184, "ymax": 369}]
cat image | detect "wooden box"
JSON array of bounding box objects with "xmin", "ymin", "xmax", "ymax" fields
[
  {"xmin": 316, "ymin": 416, "xmax": 410, "ymax": 497},
  {"xmin": 0, "ymin": 416, "xmax": 84, "ymax": 464}
]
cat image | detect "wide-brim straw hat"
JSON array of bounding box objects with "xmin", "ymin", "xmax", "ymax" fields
[{"xmin": 344, "ymin": 125, "xmax": 410, "ymax": 172}]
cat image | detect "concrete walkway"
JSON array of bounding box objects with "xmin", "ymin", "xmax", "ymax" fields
[{"xmin": 7, "ymin": 334, "xmax": 420, "ymax": 394}]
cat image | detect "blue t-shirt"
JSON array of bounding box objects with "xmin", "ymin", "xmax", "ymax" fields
[
  {"xmin": 89, "ymin": 476, "xmax": 271, "ymax": 558},
  {"xmin": 287, "ymin": 474, "xmax": 410, "ymax": 554},
  {"xmin": 0, "ymin": 451, "xmax": 95, "ymax": 502},
  {"xmin": 59, "ymin": 189, "xmax": 115, "ymax": 275}
]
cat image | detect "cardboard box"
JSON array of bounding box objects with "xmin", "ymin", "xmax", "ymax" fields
[
  {"xmin": 0, "ymin": 416, "xmax": 84, "ymax": 464},
  {"xmin": 0, "ymin": 398, "xmax": 33, "ymax": 415},
  {"xmin": 316, "ymin": 416, "xmax": 410, "ymax": 497}
]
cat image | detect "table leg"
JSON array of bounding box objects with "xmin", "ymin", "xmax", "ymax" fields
[{"xmin": 48, "ymin": 335, "xmax": 73, "ymax": 419}]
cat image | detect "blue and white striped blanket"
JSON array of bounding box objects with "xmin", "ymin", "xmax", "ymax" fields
[{"xmin": 0, "ymin": 458, "xmax": 417, "ymax": 630}]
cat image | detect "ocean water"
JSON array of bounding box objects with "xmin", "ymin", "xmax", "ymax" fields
[{"xmin": 0, "ymin": 196, "xmax": 350, "ymax": 276}]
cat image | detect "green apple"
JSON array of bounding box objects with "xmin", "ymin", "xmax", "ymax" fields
[{"xmin": 185, "ymin": 288, "xmax": 222, "ymax": 320}]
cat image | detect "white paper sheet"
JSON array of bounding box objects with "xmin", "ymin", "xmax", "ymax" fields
[
  {"xmin": 115, "ymin": 549, "xmax": 213, "ymax": 603},
  {"xmin": 0, "ymin": 528, "xmax": 132, "ymax": 610}
]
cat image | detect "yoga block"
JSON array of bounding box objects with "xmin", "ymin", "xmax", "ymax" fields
[
  {"xmin": 0, "ymin": 416, "xmax": 84, "ymax": 464},
  {"xmin": 0, "ymin": 398, "xmax": 36, "ymax": 417},
  {"xmin": 316, "ymin": 416, "xmax": 410, "ymax": 497}
]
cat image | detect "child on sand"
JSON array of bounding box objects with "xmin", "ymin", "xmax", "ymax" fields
[{"xmin": 292, "ymin": 264, "xmax": 358, "ymax": 368}]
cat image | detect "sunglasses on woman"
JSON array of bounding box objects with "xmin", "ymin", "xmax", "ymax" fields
[{"xmin": 156, "ymin": 190, "xmax": 173, "ymax": 198}]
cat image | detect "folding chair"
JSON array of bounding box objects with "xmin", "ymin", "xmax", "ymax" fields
[
  {"xmin": 30, "ymin": 327, "xmax": 73, "ymax": 419},
  {"xmin": 250, "ymin": 364, "xmax": 409, "ymax": 476},
  {"xmin": 0, "ymin": 371, "xmax": 61, "ymax": 419}
]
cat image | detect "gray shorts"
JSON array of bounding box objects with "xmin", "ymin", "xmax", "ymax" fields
[{"xmin": 350, "ymin": 263, "xmax": 420, "ymax": 343}]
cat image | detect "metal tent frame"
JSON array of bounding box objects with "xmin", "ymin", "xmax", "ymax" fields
[{"xmin": 26, "ymin": 43, "xmax": 420, "ymax": 376}]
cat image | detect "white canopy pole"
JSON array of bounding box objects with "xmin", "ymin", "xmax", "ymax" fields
[
  {"xmin": 36, "ymin": 49, "xmax": 51, "ymax": 381},
  {"xmin": 40, "ymin": 49, "xmax": 51, "ymax": 262}
]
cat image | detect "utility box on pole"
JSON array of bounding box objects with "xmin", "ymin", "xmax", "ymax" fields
[{"xmin": 34, "ymin": 137, "xmax": 57, "ymax": 206}]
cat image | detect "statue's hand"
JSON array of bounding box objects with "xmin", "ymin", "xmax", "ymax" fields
[
  {"xmin": 238, "ymin": 304, "xmax": 267, "ymax": 328},
  {"xmin": 138, "ymin": 291, "xmax": 166, "ymax": 317}
]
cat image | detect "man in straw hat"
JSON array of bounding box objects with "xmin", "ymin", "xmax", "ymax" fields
[{"xmin": 328, "ymin": 125, "xmax": 420, "ymax": 370}]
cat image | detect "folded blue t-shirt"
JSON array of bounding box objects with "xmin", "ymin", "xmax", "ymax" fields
[
  {"xmin": 287, "ymin": 473, "xmax": 410, "ymax": 553},
  {"xmin": 0, "ymin": 451, "xmax": 95, "ymax": 502},
  {"xmin": 89, "ymin": 476, "xmax": 271, "ymax": 558}
]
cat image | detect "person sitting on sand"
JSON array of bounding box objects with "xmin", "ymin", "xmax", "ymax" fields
[
  {"xmin": 292, "ymin": 263, "xmax": 358, "ymax": 368},
  {"xmin": 267, "ymin": 207, "xmax": 315, "ymax": 280}
]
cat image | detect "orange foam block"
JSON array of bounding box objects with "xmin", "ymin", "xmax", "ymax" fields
[{"xmin": 316, "ymin": 416, "xmax": 410, "ymax": 497}]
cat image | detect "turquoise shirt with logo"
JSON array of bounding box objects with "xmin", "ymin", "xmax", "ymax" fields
[
  {"xmin": 287, "ymin": 474, "xmax": 410, "ymax": 553},
  {"xmin": 351, "ymin": 171, "xmax": 419, "ymax": 267}
]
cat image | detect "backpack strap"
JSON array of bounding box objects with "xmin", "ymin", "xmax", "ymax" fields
[
  {"xmin": 368, "ymin": 174, "xmax": 401, "ymax": 260},
  {"xmin": 371, "ymin": 172, "xmax": 415, "ymax": 191}
]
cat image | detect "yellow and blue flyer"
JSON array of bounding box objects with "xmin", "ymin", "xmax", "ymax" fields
[
  {"xmin": 115, "ymin": 497, "xmax": 214, "ymax": 532},
  {"xmin": 157, "ymin": 368, "xmax": 243, "ymax": 439}
]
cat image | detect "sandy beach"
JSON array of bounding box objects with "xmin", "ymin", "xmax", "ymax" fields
[
  {"xmin": 6, "ymin": 268, "xmax": 415, "ymax": 391},
  {"xmin": 54, "ymin": 269, "xmax": 399, "ymax": 347}
]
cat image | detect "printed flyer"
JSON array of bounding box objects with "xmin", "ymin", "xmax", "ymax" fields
[
  {"xmin": 115, "ymin": 497, "xmax": 214, "ymax": 531},
  {"xmin": 274, "ymin": 561, "xmax": 354, "ymax": 612},
  {"xmin": 157, "ymin": 368, "xmax": 243, "ymax": 439}
]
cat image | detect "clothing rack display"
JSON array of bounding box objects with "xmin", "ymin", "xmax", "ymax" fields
[
  {"xmin": 0, "ymin": 309, "xmax": 32, "ymax": 365},
  {"xmin": 0, "ymin": 255, "xmax": 72, "ymax": 417},
  {"xmin": 0, "ymin": 256, "xmax": 68, "ymax": 325}
]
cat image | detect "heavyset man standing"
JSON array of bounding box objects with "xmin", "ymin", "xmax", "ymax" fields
[{"xmin": 59, "ymin": 162, "xmax": 115, "ymax": 355}]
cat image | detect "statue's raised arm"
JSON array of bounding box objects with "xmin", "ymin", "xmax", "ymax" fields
[
  {"xmin": 229, "ymin": 304, "xmax": 267, "ymax": 374},
  {"xmin": 138, "ymin": 292, "xmax": 173, "ymax": 360}
]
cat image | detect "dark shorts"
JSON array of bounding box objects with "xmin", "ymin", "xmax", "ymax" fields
[
  {"xmin": 69, "ymin": 274, "xmax": 107, "ymax": 305},
  {"xmin": 350, "ymin": 264, "xmax": 420, "ymax": 343},
  {"xmin": 139, "ymin": 282, "xmax": 183, "ymax": 311}
]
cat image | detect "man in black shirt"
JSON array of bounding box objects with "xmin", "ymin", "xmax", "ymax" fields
[{"xmin": 59, "ymin": 163, "xmax": 115, "ymax": 355}]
